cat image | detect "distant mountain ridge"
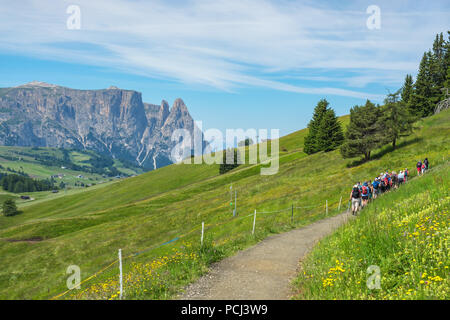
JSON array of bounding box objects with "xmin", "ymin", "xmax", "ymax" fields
[{"xmin": 0, "ymin": 82, "xmax": 203, "ymax": 170}]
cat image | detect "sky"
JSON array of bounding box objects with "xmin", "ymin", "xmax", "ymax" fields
[{"xmin": 0, "ymin": 0, "xmax": 449, "ymax": 140}]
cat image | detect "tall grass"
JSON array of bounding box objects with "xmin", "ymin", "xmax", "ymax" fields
[{"xmin": 292, "ymin": 162, "xmax": 449, "ymax": 299}]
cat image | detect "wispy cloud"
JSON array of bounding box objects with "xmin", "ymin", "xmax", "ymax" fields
[{"xmin": 0, "ymin": 0, "xmax": 448, "ymax": 100}]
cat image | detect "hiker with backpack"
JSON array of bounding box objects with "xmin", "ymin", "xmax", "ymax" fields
[
  {"xmin": 350, "ymin": 184, "xmax": 361, "ymax": 215},
  {"xmin": 424, "ymin": 158, "xmax": 429, "ymax": 171},
  {"xmin": 404, "ymin": 168, "xmax": 408, "ymax": 183},
  {"xmin": 417, "ymin": 160, "xmax": 422, "ymax": 176},
  {"xmin": 372, "ymin": 178, "xmax": 380, "ymax": 199},
  {"xmin": 361, "ymin": 182, "xmax": 369, "ymax": 207},
  {"xmin": 398, "ymin": 170, "xmax": 405, "ymax": 186}
]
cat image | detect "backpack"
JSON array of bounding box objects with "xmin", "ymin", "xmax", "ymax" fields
[
  {"xmin": 373, "ymin": 180, "xmax": 379, "ymax": 189},
  {"xmin": 352, "ymin": 187, "xmax": 360, "ymax": 198},
  {"xmin": 362, "ymin": 186, "xmax": 368, "ymax": 195},
  {"xmin": 417, "ymin": 161, "xmax": 422, "ymax": 168}
]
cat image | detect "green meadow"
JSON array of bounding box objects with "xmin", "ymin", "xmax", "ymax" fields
[
  {"xmin": 0, "ymin": 110, "xmax": 448, "ymax": 299},
  {"xmin": 0, "ymin": 146, "xmax": 143, "ymax": 189}
]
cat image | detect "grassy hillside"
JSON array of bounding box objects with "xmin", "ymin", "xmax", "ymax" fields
[
  {"xmin": 292, "ymin": 162, "xmax": 449, "ymax": 299},
  {"xmin": 0, "ymin": 110, "xmax": 448, "ymax": 299}
]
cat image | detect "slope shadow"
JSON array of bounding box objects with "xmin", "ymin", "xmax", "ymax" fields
[{"xmin": 346, "ymin": 137, "xmax": 423, "ymax": 168}]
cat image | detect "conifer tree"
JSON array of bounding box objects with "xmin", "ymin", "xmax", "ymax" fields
[
  {"xmin": 409, "ymin": 52, "xmax": 434, "ymax": 117},
  {"xmin": 379, "ymin": 91, "xmax": 414, "ymax": 150},
  {"xmin": 316, "ymin": 108, "xmax": 344, "ymax": 152},
  {"xmin": 444, "ymin": 31, "xmax": 450, "ymax": 90},
  {"xmin": 401, "ymin": 74, "xmax": 414, "ymax": 104},
  {"xmin": 303, "ymin": 99, "xmax": 328, "ymax": 154},
  {"xmin": 219, "ymin": 148, "xmax": 240, "ymax": 174},
  {"xmin": 340, "ymin": 100, "xmax": 383, "ymax": 161},
  {"xmin": 2, "ymin": 199, "xmax": 19, "ymax": 217}
]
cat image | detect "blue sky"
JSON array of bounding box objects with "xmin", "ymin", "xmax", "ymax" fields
[{"xmin": 0, "ymin": 0, "xmax": 449, "ymax": 138}]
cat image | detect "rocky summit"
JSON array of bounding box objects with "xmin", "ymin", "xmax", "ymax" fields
[{"xmin": 0, "ymin": 82, "xmax": 204, "ymax": 170}]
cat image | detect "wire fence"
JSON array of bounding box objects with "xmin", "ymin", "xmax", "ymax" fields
[
  {"xmin": 47, "ymin": 158, "xmax": 448, "ymax": 300},
  {"xmin": 50, "ymin": 194, "xmax": 345, "ymax": 300}
]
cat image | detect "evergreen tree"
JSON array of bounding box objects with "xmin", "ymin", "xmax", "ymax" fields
[
  {"xmin": 303, "ymin": 99, "xmax": 328, "ymax": 154},
  {"xmin": 432, "ymin": 32, "xmax": 446, "ymax": 97},
  {"xmin": 2, "ymin": 199, "xmax": 19, "ymax": 217},
  {"xmin": 444, "ymin": 31, "xmax": 450, "ymax": 90},
  {"xmin": 401, "ymin": 74, "xmax": 414, "ymax": 104},
  {"xmin": 340, "ymin": 100, "xmax": 383, "ymax": 161},
  {"xmin": 409, "ymin": 52, "xmax": 434, "ymax": 117},
  {"xmin": 316, "ymin": 108, "xmax": 344, "ymax": 152},
  {"xmin": 219, "ymin": 148, "xmax": 240, "ymax": 174},
  {"xmin": 379, "ymin": 91, "xmax": 414, "ymax": 149}
]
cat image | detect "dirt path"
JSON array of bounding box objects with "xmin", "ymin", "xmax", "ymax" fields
[{"xmin": 179, "ymin": 211, "xmax": 353, "ymax": 300}]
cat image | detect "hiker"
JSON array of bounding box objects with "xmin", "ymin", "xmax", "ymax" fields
[
  {"xmin": 384, "ymin": 174, "xmax": 390, "ymax": 192},
  {"xmin": 398, "ymin": 170, "xmax": 405, "ymax": 186},
  {"xmin": 372, "ymin": 178, "xmax": 380, "ymax": 199},
  {"xmin": 424, "ymin": 158, "xmax": 429, "ymax": 171},
  {"xmin": 368, "ymin": 181, "xmax": 373, "ymax": 202},
  {"xmin": 350, "ymin": 184, "xmax": 361, "ymax": 215},
  {"xmin": 404, "ymin": 168, "xmax": 408, "ymax": 183},
  {"xmin": 417, "ymin": 160, "xmax": 422, "ymax": 176},
  {"xmin": 361, "ymin": 182, "xmax": 369, "ymax": 207},
  {"xmin": 421, "ymin": 162, "xmax": 426, "ymax": 175},
  {"xmin": 392, "ymin": 171, "xmax": 398, "ymax": 189}
]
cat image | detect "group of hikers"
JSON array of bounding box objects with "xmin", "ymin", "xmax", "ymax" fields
[{"xmin": 349, "ymin": 158, "xmax": 430, "ymax": 215}]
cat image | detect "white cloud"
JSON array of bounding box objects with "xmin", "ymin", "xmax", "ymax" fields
[{"xmin": 0, "ymin": 0, "xmax": 448, "ymax": 99}]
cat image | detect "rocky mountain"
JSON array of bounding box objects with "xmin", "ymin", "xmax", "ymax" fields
[{"xmin": 0, "ymin": 81, "xmax": 205, "ymax": 170}]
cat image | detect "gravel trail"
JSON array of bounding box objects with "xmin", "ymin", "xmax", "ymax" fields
[{"xmin": 179, "ymin": 211, "xmax": 353, "ymax": 300}]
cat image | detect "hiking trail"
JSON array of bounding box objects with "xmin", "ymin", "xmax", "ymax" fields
[{"xmin": 178, "ymin": 211, "xmax": 353, "ymax": 300}]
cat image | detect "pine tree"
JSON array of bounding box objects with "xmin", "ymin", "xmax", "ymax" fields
[
  {"xmin": 401, "ymin": 74, "xmax": 414, "ymax": 104},
  {"xmin": 379, "ymin": 91, "xmax": 414, "ymax": 149},
  {"xmin": 2, "ymin": 199, "xmax": 19, "ymax": 217},
  {"xmin": 219, "ymin": 148, "xmax": 240, "ymax": 174},
  {"xmin": 340, "ymin": 100, "xmax": 383, "ymax": 161},
  {"xmin": 410, "ymin": 52, "xmax": 434, "ymax": 117},
  {"xmin": 316, "ymin": 108, "xmax": 344, "ymax": 152},
  {"xmin": 432, "ymin": 32, "xmax": 446, "ymax": 95},
  {"xmin": 303, "ymin": 99, "xmax": 328, "ymax": 154},
  {"xmin": 444, "ymin": 31, "xmax": 450, "ymax": 90}
]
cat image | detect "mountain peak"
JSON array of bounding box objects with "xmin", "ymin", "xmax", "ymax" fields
[
  {"xmin": 19, "ymin": 81, "xmax": 59, "ymax": 88},
  {"xmin": 172, "ymin": 98, "xmax": 188, "ymax": 112}
]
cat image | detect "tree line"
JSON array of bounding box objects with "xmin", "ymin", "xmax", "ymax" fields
[
  {"xmin": 304, "ymin": 31, "xmax": 449, "ymax": 162},
  {"xmin": 0, "ymin": 173, "xmax": 57, "ymax": 193}
]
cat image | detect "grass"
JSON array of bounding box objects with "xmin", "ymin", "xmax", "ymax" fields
[
  {"xmin": 292, "ymin": 162, "xmax": 449, "ymax": 299},
  {"xmin": 0, "ymin": 110, "xmax": 448, "ymax": 299}
]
